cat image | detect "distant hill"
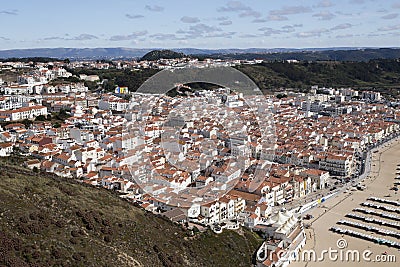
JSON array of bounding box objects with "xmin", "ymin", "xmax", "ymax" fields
[
  {"xmin": 0, "ymin": 47, "xmax": 399, "ymax": 61},
  {"xmin": 205, "ymin": 48, "xmax": 400, "ymax": 62},
  {"xmin": 0, "ymin": 48, "xmax": 154, "ymax": 60},
  {"xmin": 0, "ymin": 158, "xmax": 261, "ymax": 267},
  {"xmin": 141, "ymin": 49, "xmax": 187, "ymax": 61}
]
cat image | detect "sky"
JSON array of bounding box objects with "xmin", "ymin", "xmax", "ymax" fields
[{"xmin": 0, "ymin": 0, "xmax": 399, "ymax": 50}]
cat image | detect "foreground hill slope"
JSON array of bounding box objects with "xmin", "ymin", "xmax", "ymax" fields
[{"xmin": 0, "ymin": 160, "xmax": 261, "ymax": 267}]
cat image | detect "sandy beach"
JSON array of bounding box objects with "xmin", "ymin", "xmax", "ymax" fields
[{"xmin": 291, "ymin": 138, "xmax": 400, "ymax": 267}]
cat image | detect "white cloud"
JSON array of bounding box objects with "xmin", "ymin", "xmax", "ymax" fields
[
  {"xmin": 206, "ymin": 32, "xmax": 236, "ymax": 38},
  {"xmin": 336, "ymin": 34, "xmax": 354, "ymax": 38},
  {"xmin": 150, "ymin": 33, "xmax": 184, "ymax": 41},
  {"xmin": 257, "ymin": 24, "xmax": 302, "ymax": 36},
  {"xmin": 281, "ymin": 24, "xmax": 303, "ymax": 32},
  {"xmin": 252, "ymin": 14, "xmax": 292, "ymax": 23},
  {"xmin": 270, "ymin": 6, "xmax": 312, "ymax": 16},
  {"xmin": 239, "ymin": 10, "xmax": 261, "ymax": 18},
  {"xmin": 181, "ymin": 16, "xmax": 200, "ymax": 23},
  {"xmin": 381, "ymin": 13, "xmax": 399, "ymax": 20},
  {"xmin": 267, "ymin": 15, "xmax": 289, "ymax": 21},
  {"xmin": 68, "ymin": 34, "xmax": 98, "ymax": 41},
  {"xmin": 258, "ymin": 27, "xmax": 282, "ymax": 36},
  {"xmin": 43, "ymin": 36, "xmax": 64, "ymax": 41},
  {"xmin": 176, "ymin": 23, "xmax": 222, "ymax": 39},
  {"xmin": 189, "ymin": 24, "xmax": 221, "ymax": 34},
  {"xmin": 219, "ymin": 20, "xmax": 232, "ymax": 26},
  {"xmin": 349, "ymin": 0, "xmax": 365, "ymax": 4},
  {"xmin": 145, "ymin": 5, "xmax": 164, "ymax": 12},
  {"xmin": 44, "ymin": 34, "xmax": 99, "ymax": 41},
  {"xmin": 239, "ymin": 33, "xmax": 259, "ymax": 38},
  {"xmin": 313, "ymin": 11, "xmax": 336, "ymax": 20},
  {"xmin": 125, "ymin": 14, "xmax": 144, "ymax": 19},
  {"xmin": 315, "ymin": 0, "xmax": 334, "ymax": 8},
  {"xmin": 218, "ymin": 1, "xmax": 262, "ymax": 18},
  {"xmin": 0, "ymin": 9, "xmax": 18, "ymax": 15},
  {"xmin": 335, "ymin": 11, "xmax": 355, "ymax": 16},
  {"xmin": 376, "ymin": 8, "xmax": 388, "ymax": 13},
  {"xmin": 330, "ymin": 23, "xmax": 352, "ymax": 30},
  {"xmin": 109, "ymin": 31, "xmax": 147, "ymax": 41},
  {"xmin": 252, "ymin": 18, "xmax": 267, "ymax": 23},
  {"xmin": 296, "ymin": 28, "xmax": 329, "ymax": 38},
  {"xmin": 217, "ymin": 1, "xmax": 251, "ymax": 12},
  {"xmin": 378, "ymin": 24, "xmax": 400, "ymax": 31}
]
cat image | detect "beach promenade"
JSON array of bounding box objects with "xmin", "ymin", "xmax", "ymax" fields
[{"xmin": 291, "ymin": 137, "xmax": 400, "ymax": 267}]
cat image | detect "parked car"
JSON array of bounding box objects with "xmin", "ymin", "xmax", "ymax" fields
[{"xmin": 303, "ymin": 214, "xmax": 314, "ymax": 220}]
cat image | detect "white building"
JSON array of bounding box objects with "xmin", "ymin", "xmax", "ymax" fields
[
  {"xmin": 1, "ymin": 85, "xmax": 34, "ymax": 95},
  {"xmin": 319, "ymin": 154, "xmax": 354, "ymax": 176},
  {"xmin": 98, "ymin": 95, "xmax": 129, "ymax": 112},
  {"xmin": 0, "ymin": 105, "xmax": 48, "ymax": 121},
  {"xmin": 300, "ymin": 169, "xmax": 329, "ymax": 189}
]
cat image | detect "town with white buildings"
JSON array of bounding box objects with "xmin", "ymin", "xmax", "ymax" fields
[{"xmin": 0, "ymin": 58, "xmax": 399, "ymax": 267}]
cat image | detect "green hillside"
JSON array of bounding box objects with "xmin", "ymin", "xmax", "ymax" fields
[
  {"xmin": 0, "ymin": 159, "xmax": 261, "ymax": 267},
  {"xmin": 141, "ymin": 50, "xmax": 187, "ymax": 61},
  {"xmin": 237, "ymin": 59, "xmax": 400, "ymax": 96}
]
